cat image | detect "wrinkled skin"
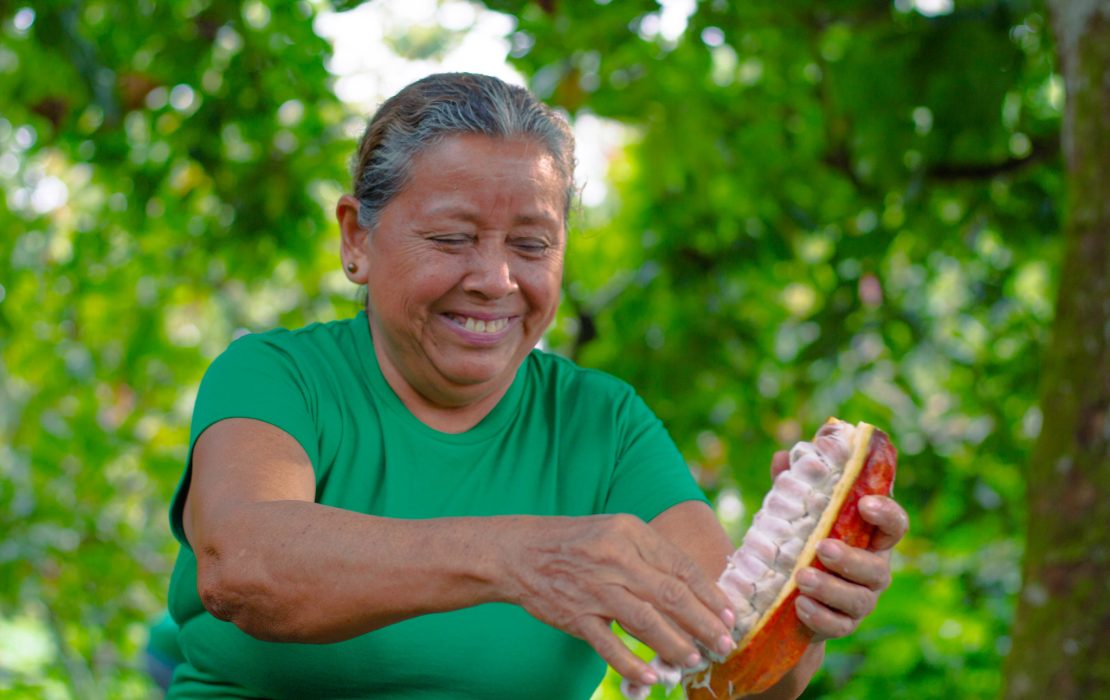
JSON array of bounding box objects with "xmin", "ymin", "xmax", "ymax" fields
[{"xmin": 503, "ymin": 511, "xmax": 739, "ymax": 684}]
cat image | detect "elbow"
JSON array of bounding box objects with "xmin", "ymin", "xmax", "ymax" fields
[{"xmin": 195, "ymin": 544, "xmax": 307, "ymax": 643}]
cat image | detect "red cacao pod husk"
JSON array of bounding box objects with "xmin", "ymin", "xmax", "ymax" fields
[{"xmin": 684, "ymin": 419, "xmax": 897, "ymax": 699}]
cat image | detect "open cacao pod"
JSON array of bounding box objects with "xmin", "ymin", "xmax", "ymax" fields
[{"xmin": 622, "ymin": 418, "xmax": 897, "ymax": 700}]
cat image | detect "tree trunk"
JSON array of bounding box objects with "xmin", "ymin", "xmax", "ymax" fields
[{"xmin": 1002, "ymin": 1, "xmax": 1110, "ymax": 697}]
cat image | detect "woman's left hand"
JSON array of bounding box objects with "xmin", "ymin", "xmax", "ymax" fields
[{"xmin": 770, "ymin": 451, "xmax": 910, "ymax": 641}]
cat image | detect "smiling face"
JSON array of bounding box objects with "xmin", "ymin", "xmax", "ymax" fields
[{"xmin": 341, "ymin": 133, "xmax": 567, "ymax": 416}]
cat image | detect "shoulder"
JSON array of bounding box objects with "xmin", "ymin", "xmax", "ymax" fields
[
  {"xmin": 226, "ymin": 315, "xmax": 360, "ymax": 353},
  {"xmin": 213, "ymin": 315, "xmax": 362, "ymax": 370},
  {"xmin": 188, "ymin": 317, "xmax": 366, "ymax": 467},
  {"xmin": 195, "ymin": 316, "xmax": 366, "ymax": 408},
  {"xmin": 523, "ymin": 350, "xmax": 655, "ymax": 431},
  {"xmin": 525, "ymin": 348, "xmax": 638, "ymax": 403}
]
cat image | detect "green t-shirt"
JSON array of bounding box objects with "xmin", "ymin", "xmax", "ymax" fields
[{"xmin": 167, "ymin": 311, "xmax": 706, "ymax": 699}]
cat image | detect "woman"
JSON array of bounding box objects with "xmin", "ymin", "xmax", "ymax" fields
[{"xmin": 167, "ymin": 73, "xmax": 908, "ymax": 698}]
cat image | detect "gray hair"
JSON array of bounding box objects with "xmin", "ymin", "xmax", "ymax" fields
[{"xmin": 351, "ymin": 72, "xmax": 577, "ymax": 231}]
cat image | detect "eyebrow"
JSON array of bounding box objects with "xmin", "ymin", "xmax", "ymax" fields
[
  {"xmin": 422, "ymin": 204, "xmax": 560, "ymax": 228},
  {"xmin": 512, "ymin": 213, "xmax": 561, "ymax": 227}
]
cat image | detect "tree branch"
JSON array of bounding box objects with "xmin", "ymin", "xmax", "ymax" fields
[{"xmin": 926, "ymin": 137, "xmax": 1059, "ymax": 180}]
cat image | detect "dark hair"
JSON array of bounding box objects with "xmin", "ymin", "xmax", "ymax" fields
[{"xmin": 351, "ymin": 73, "xmax": 576, "ymax": 230}]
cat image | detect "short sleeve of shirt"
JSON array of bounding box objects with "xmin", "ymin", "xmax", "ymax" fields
[
  {"xmin": 602, "ymin": 385, "xmax": 708, "ymax": 521},
  {"xmin": 168, "ymin": 332, "xmax": 320, "ymax": 546}
]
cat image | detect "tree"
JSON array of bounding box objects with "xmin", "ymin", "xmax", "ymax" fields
[{"xmin": 1002, "ymin": 1, "xmax": 1110, "ymax": 696}]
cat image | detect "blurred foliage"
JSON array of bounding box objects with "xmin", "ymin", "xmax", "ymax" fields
[
  {"xmin": 0, "ymin": 1, "xmax": 354, "ymax": 696},
  {"xmin": 0, "ymin": 0, "xmax": 1062, "ymax": 698},
  {"xmin": 510, "ymin": 1, "xmax": 1061, "ymax": 698}
]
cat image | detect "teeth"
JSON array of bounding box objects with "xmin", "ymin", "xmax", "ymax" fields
[{"xmin": 458, "ymin": 316, "xmax": 508, "ymax": 334}]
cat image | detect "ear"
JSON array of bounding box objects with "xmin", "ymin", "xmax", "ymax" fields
[{"xmin": 337, "ymin": 194, "xmax": 370, "ymax": 284}]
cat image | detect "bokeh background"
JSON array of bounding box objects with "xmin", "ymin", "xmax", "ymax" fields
[{"xmin": 2, "ymin": 0, "xmax": 1107, "ymax": 698}]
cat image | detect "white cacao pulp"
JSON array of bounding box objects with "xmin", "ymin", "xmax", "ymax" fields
[{"xmin": 622, "ymin": 420, "xmax": 866, "ymax": 700}]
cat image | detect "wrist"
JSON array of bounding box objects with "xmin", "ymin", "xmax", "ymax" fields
[
  {"xmin": 466, "ymin": 515, "xmax": 541, "ymax": 606},
  {"xmin": 483, "ymin": 514, "xmax": 560, "ymax": 608}
]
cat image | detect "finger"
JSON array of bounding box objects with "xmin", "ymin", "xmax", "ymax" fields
[
  {"xmin": 630, "ymin": 541, "xmax": 734, "ymax": 652},
  {"xmin": 770, "ymin": 450, "xmax": 790, "ymax": 480},
  {"xmin": 815, "ymin": 540, "xmax": 892, "ymax": 591},
  {"xmin": 858, "ymin": 496, "xmax": 909, "ymax": 552},
  {"xmin": 580, "ymin": 617, "xmax": 660, "ymax": 687},
  {"xmin": 795, "ymin": 566, "xmax": 877, "ymax": 620},
  {"xmin": 663, "ymin": 554, "xmax": 736, "ymax": 644},
  {"xmin": 611, "ymin": 593, "xmax": 707, "ymax": 668},
  {"xmin": 795, "ymin": 594, "xmax": 858, "ymax": 641},
  {"xmin": 650, "ymin": 571, "xmax": 736, "ymax": 658}
]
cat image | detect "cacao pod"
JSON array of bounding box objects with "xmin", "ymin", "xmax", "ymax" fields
[{"xmin": 622, "ymin": 418, "xmax": 897, "ymax": 700}]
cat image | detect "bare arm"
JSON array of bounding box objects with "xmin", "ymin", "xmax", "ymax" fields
[
  {"xmin": 182, "ymin": 418, "xmax": 736, "ymax": 685},
  {"xmin": 182, "ymin": 418, "xmax": 510, "ymax": 642}
]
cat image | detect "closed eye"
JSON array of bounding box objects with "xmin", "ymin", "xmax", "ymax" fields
[
  {"xmin": 429, "ymin": 234, "xmax": 473, "ymax": 246},
  {"xmin": 511, "ymin": 237, "xmax": 551, "ymax": 255}
]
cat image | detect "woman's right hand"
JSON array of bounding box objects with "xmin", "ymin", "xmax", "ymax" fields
[{"xmin": 502, "ymin": 514, "xmax": 737, "ymax": 686}]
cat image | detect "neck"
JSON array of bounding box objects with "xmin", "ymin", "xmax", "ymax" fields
[
  {"xmin": 382, "ymin": 360, "xmax": 510, "ymax": 434},
  {"xmin": 368, "ymin": 330, "xmax": 513, "ymax": 435}
]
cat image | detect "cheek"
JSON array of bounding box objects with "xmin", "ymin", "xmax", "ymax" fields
[
  {"xmin": 521, "ymin": 260, "xmax": 563, "ymax": 295},
  {"xmin": 379, "ymin": 264, "xmax": 458, "ymax": 311},
  {"xmin": 545, "ymin": 258, "xmax": 566, "ymax": 303},
  {"xmin": 523, "ymin": 265, "xmax": 563, "ymax": 311}
]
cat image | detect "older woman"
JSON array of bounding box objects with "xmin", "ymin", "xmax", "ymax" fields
[{"xmin": 167, "ymin": 73, "xmax": 907, "ymax": 699}]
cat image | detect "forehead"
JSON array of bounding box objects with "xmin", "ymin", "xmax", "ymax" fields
[{"xmin": 393, "ymin": 134, "xmax": 568, "ymax": 225}]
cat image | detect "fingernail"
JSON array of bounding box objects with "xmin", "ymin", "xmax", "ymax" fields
[
  {"xmin": 796, "ymin": 568, "xmax": 819, "ymax": 591},
  {"xmin": 717, "ymin": 634, "xmax": 736, "ymax": 656},
  {"xmin": 642, "ymin": 670, "xmax": 659, "ymax": 685},
  {"xmin": 818, "ymin": 540, "xmax": 841, "ymax": 562},
  {"xmin": 685, "ymin": 652, "xmax": 703, "ymax": 668},
  {"xmin": 796, "ymin": 596, "xmax": 817, "ymax": 617},
  {"xmin": 859, "ymin": 496, "xmax": 880, "ymax": 515},
  {"xmin": 720, "ymin": 607, "xmax": 735, "ymax": 628}
]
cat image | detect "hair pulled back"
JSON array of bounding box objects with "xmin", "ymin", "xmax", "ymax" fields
[{"xmin": 351, "ymin": 73, "xmax": 576, "ymax": 231}]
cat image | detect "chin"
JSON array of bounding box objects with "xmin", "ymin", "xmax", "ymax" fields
[{"xmin": 447, "ymin": 368, "xmax": 509, "ymax": 388}]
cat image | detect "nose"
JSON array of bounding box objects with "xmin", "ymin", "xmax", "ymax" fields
[{"xmin": 463, "ymin": 243, "xmax": 517, "ymax": 299}]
